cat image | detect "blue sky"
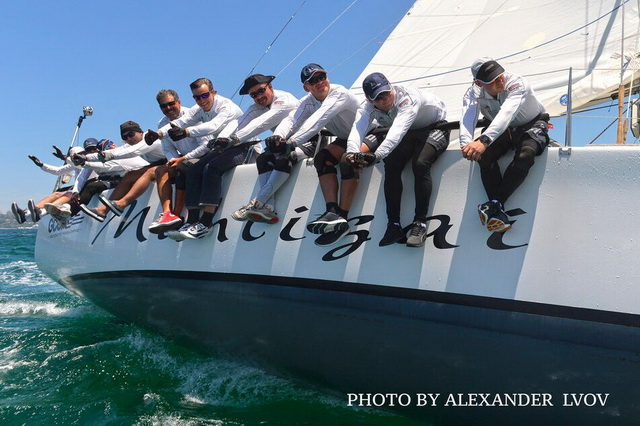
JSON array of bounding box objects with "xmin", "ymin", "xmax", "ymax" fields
[{"xmin": 1, "ymin": 0, "xmax": 637, "ymax": 213}]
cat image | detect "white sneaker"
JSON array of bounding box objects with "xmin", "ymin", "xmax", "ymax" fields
[
  {"xmin": 45, "ymin": 203, "xmax": 72, "ymax": 218},
  {"xmin": 166, "ymin": 223, "xmax": 192, "ymax": 242},
  {"xmin": 246, "ymin": 203, "xmax": 278, "ymax": 224},
  {"xmin": 232, "ymin": 201, "xmax": 254, "ymax": 221},
  {"xmin": 184, "ymin": 222, "xmax": 214, "ymax": 240}
]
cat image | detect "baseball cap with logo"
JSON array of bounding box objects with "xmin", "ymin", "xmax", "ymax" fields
[
  {"xmin": 83, "ymin": 138, "xmax": 99, "ymax": 150},
  {"xmin": 471, "ymin": 57, "xmax": 505, "ymax": 84},
  {"xmin": 362, "ymin": 72, "xmax": 392, "ymax": 100},
  {"xmin": 300, "ymin": 63, "xmax": 327, "ymax": 84}
]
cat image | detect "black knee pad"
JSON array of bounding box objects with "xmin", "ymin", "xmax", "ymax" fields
[
  {"xmin": 339, "ymin": 154, "xmax": 358, "ymax": 180},
  {"xmin": 514, "ymin": 145, "xmax": 536, "ymax": 170},
  {"xmin": 273, "ymin": 156, "xmax": 292, "ymax": 174},
  {"xmin": 256, "ymin": 152, "xmax": 276, "ymax": 174},
  {"xmin": 314, "ymin": 149, "xmax": 338, "ymax": 176}
]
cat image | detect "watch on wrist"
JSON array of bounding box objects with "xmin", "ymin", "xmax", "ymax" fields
[{"xmin": 479, "ymin": 135, "xmax": 491, "ymax": 146}]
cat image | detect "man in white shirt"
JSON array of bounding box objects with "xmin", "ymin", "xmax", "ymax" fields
[
  {"xmin": 264, "ymin": 63, "xmax": 360, "ymax": 246},
  {"xmin": 147, "ymin": 89, "xmax": 207, "ymax": 234},
  {"xmin": 460, "ymin": 57, "xmax": 549, "ymax": 233},
  {"xmin": 80, "ymin": 121, "xmax": 165, "ymax": 222},
  {"xmin": 161, "ymin": 78, "xmax": 244, "ymax": 241},
  {"xmin": 218, "ymin": 73, "xmax": 299, "ymax": 225},
  {"xmin": 346, "ymin": 72, "xmax": 450, "ymax": 248}
]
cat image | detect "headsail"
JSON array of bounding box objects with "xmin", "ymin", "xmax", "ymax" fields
[{"xmin": 351, "ymin": 0, "xmax": 640, "ymax": 120}]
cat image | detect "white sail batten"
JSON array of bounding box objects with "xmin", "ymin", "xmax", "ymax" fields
[{"xmin": 351, "ymin": 0, "xmax": 640, "ymax": 120}]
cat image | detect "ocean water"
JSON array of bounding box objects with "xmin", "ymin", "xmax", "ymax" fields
[{"xmin": 0, "ymin": 229, "xmax": 419, "ymax": 425}]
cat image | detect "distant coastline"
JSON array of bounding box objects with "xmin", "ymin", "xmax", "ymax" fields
[{"xmin": 0, "ymin": 212, "xmax": 38, "ymax": 229}]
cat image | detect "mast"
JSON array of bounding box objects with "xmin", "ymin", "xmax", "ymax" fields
[{"xmin": 616, "ymin": 0, "xmax": 627, "ymax": 144}]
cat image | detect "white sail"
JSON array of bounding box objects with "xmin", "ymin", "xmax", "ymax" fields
[{"xmin": 352, "ymin": 0, "xmax": 640, "ymax": 120}]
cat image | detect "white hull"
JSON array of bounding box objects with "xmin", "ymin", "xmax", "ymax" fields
[{"xmin": 36, "ymin": 146, "xmax": 640, "ymax": 423}]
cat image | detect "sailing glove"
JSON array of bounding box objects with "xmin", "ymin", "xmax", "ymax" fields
[
  {"xmin": 354, "ymin": 152, "xmax": 378, "ymax": 167},
  {"xmin": 52, "ymin": 145, "xmax": 66, "ymax": 161},
  {"xmin": 265, "ymin": 135, "xmax": 286, "ymax": 153},
  {"xmin": 28, "ymin": 155, "xmax": 43, "ymax": 168},
  {"xmin": 145, "ymin": 129, "xmax": 160, "ymax": 145},
  {"xmin": 207, "ymin": 137, "xmax": 231, "ymax": 151},
  {"xmin": 168, "ymin": 123, "xmax": 188, "ymax": 141}
]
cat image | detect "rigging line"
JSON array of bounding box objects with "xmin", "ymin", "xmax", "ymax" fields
[
  {"xmin": 393, "ymin": 0, "xmax": 631, "ymax": 85},
  {"xmin": 275, "ymin": 0, "xmax": 360, "ymax": 77},
  {"xmin": 587, "ymin": 109, "xmax": 628, "ymax": 144},
  {"xmin": 231, "ymin": 0, "xmax": 308, "ymax": 100}
]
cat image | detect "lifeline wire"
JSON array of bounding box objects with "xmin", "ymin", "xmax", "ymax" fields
[
  {"xmin": 275, "ymin": 0, "xmax": 360, "ymax": 77},
  {"xmin": 232, "ymin": 0, "xmax": 308, "ymax": 100}
]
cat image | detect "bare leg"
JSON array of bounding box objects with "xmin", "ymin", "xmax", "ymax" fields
[
  {"xmin": 155, "ymin": 165, "xmax": 173, "ymax": 212},
  {"xmin": 339, "ymin": 177, "xmax": 359, "ymax": 211},
  {"xmin": 318, "ymin": 174, "xmax": 339, "ymax": 204},
  {"xmin": 36, "ymin": 191, "xmax": 70, "ymax": 209},
  {"xmin": 113, "ymin": 167, "xmax": 157, "ymax": 209},
  {"xmin": 337, "ymin": 143, "xmax": 369, "ymax": 211},
  {"xmin": 109, "ymin": 168, "xmax": 146, "ymax": 201},
  {"xmin": 94, "ymin": 167, "xmax": 154, "ymax": 215},
  {"xmin": 318, "ymin": 144, "xmax": 346, "ymax": 205},
  {"xmin": 174, "ymin": 189, "xmax": 186, "ymax": 217}
]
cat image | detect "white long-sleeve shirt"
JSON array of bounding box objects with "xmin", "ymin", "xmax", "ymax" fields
[
  {"xmin": 274, "ymin": 84, "xmax": 359, "ymax": 144},
  {"xmin": 83, "ymin": 156, "xmax": 150, "ymax": 174},
  {"xmin": 347, "ymin": 85, "xmax": 447, "ymax": 158},
  {"xmin": 459, "ymin": 71, "xmax": 545, "ymax": 147},
  {"xmin": 84, "ymin": 135, "xmax": 165, "ymax": 164},
  {"xmin": 39, "ymin": 159, "xmax": 93, "ymax": 194},
  {"xmin": 218, "ymin": 89, "xmax": 299, "ymax": 144},
  {"xmin": 40, "ymin": 161, "xmax": 81, "ymax": 176},
  {"xmin": 159, "ymin": 94, "xmax": 243, "ymax": 139},
  {"xmin": 158, "ymin": 107, "xmax": 204, "ymax": 160},
  {"xmin": 71, "ymin": 168, "xmax": 97, "ymax": 194}
]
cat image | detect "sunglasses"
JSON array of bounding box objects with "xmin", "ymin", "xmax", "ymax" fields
[
  {"xmin": 474, "ymin": 74, "xmax": 503, "ymax": 87},
  {"xmin": 373, "ymin": 91, "xmax": 391, "ymax": 101},
  {"xmin": 122, "ymin": 131, "xmax": 136, "ymax": 139},
  {"xmin": 159, "ymin": 100, "xmax": 177, "ymax": 109},
  {"xmin": 249, "ymin": 87, "xmax": 267, "ymax": 99},
  {"xmin": 306, "ymin": 73, "xmax": 327, "ymax": 86},
  {"xmin": 192, "ymin": 91, "xmax": 212, "ymax": 101},
  {"xmin": 85, "ymin": 146, "xmax": 99, "ymax": 153}
]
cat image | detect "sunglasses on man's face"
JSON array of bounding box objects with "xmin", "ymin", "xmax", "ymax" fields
[
  {"xmin": 159, "ymin": 100, "xmax": 177, "ymax": 109},
  {"xmin": 192, "ymin": 91, "xmax": 212, "ymax": 101},
  {"xmin": 122, "ymin": 131, "xmax": 136, "ymax": 140},
  {"xmin": 373, "ymin": 91, "xmax": 391, "ymax": 102},
  {"xmin": 85, "ymin": 146, "xmax": 99, "ymax": 153},
  {"xmin": 249, "ymin": 87, "xmax": 267, "ymax": 99},
  {"xmin": 306, "ymin": 73, "xmax": 327, "ymax": 86}
]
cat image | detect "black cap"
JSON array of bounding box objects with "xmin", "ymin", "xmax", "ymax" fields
[
  {"xmin": 471, "ymin": 58, "xmax": 505, "ymax": 84},
  {"xmin": 120, "ymin": 120, "xmax": 142, "ymax": 137},
  {"xmin": 300, "ymin": 63, "xmax": 326, "ymax": 84},
  {"xmin": 83, "ymin": 138, "xmax": 99, "ymax": 150},
  {"xmin": 240, "ymin": 74, "xmax": 275, "ymax": 95},
  {"xmin": 362, "ymin": 72, "xmax": 392, "ymax": 100}
]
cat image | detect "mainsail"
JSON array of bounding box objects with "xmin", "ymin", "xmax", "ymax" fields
[{"xmin": 351, "ymin": 0, "xmax": 640, "ymax": 120}]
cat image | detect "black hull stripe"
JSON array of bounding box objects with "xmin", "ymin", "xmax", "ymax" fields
[{"xmin": 68, "ymin": 270, "xmax": 640, "ymax": 328}]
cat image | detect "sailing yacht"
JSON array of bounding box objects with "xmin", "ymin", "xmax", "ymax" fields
[{"xmin": 36, "ymin": 0, "xmax": 640, "ymax": 423}]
